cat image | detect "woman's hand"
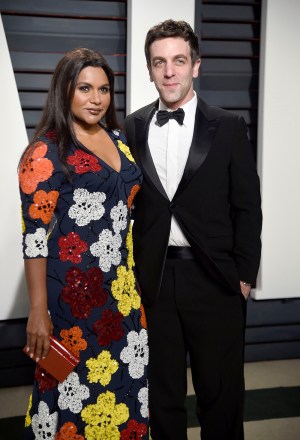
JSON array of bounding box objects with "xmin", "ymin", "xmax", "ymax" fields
[
  {"xmin": 26, "ymin": 307, "xmax": 53, "ymax": 362},
  {"xmin": 24, "ymin": 258, "xmax": 52, "ymax": 361}
]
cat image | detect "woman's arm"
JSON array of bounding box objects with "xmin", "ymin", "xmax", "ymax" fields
[{"xmin": 24, "ymin": 258, "xmax": 53, "ymax": 361}]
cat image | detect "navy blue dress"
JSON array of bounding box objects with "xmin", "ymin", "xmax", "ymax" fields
[{"xmin": 19, "ymin": 129, "xmax": 149, "ymax": 439}]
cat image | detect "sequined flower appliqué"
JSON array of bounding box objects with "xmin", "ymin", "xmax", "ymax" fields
[
  {"xmin": 25, "ymin": 394, "xmax": 32, "ymax": 428},
  {"xmin": 55, "ymin": 422, "xmax": 84, "ymax": 440},
  {"xmin": 58, "ymin": 372, "xmax": 89, "ymax": 414},
  {"xmin": 111, "ymin": 265, "xmax": 141, "ymax": 316},
  {"xmin": 31, "ymin": 401, "xmax": 58, "ymax": 440},
  {"xmin": 19, "ymin": 142, "xmax": 54, "ymax": 194},
  {"xmin": 90, "ymin": 229, "xmax": 121, "ymax": 272},
  {"xmin": 35, "ymin": 365, "xmax": 58, "ymax": 393},
  {"xmin": 67, "ymin": 149, "xmax": 102, "ymax": 174},
  {"xmin": 127, "ymin": 184, "xmax": 140, "ymax": 210},
  {"xmin": 138, "ymin": 387, "xmax": 149, "ymax": 419},
  {"xmin": 81, "ymin": 390, "xmax": 129, "ymax": 440},
  {"xmin": 86, "ymin": 350, "xmax": 119, "ymax": 386},
  {"xmin": 59, "ymin": 232, "xmax": 88, "ymax": 264},
  {"xmin": 60, "ymin": 326, "xmax": 87, "ymax": 357},
  {"xmin": 110, "ymin": 200, "xmax": 128, "ymax": 233},
  {"xmin": 68, "ymin": 188, "xmax": 106, "ymax": 226},
  {"xmin": 62, "ymin": 267, "xmax": 107, "ymax": 319},
  {"xmin": 29, "ymin": 190, "xmax": 59, "ymax": 224},
  {"xmin": 117, "ymin": 140, "xmax": 135, "ymax": 162},
  {"xmin": 120, "ymin": 419, "xmax": 148, "ymax": 439},
  {"xmin": 93, "ymin": 309, "xmax": 124, "ymax": 346},
  {"xmin": 25, "ymin": 227, "xmax": 48, "ymax": 257},
  {"xmin": 120, "ymin": 329, "xmax": 149, "ymax": 379}
]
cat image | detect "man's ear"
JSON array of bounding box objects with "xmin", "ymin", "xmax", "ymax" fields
[
  {"xmin": 192, "ymin": 58, "xmax": 201, "ymax": 79},
  {"xmin": 147, "ymin": 64, "xmax": 154, "ymax": 82}
]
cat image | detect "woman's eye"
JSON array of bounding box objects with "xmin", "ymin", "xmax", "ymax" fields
[
  {"xmin": 100, "ymin": 87, "xmax": 110, "ymax": 94},
  {"xmin": 79, "ymin": 85, "xmax": 89, "ymax": 92}
]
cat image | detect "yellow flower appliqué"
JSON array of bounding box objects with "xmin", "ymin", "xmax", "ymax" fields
[
  {"xmin": 25, "ymin": 394, "xmax": 32, "ymax": 427},
  {"xmin": 126, "ymin": 222, "xmax": 135, "ymax": 269},
  {"xmin": 81, "ymin": 390, "xmax": 129, "ymax": 440},
  {"xmin": 111, "ymin": 222, "xmax": 140, "ymax": 316},
  {"xmin": 86, "ymin": 350, "xmax": 118, "ymax": 386},
  {"xmin": 117, "ymin": 140, "xmax": 135, "ymax": 162},
  {"xmin": 21, "ymin": 207, "xmax": 26, "ymax": 234},
  {"xmin": 111, "ymin": 266, "xmax": 141, "ymax": 316}
]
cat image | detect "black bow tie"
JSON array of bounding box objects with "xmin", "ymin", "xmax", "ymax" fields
[{"xmin": 156, "ymin": 108, "xmax": 185, "ymax": 127}]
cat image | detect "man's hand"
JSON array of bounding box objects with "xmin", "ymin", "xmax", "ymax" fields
[{"xmin": 240, "ymin": 281, "xmax": 251, "ymax": 300}]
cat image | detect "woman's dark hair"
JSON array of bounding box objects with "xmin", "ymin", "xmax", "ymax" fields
[
  {"xmin": 145, "ymin": 19, "xmax": 200, "ymax": 66},
  {"xmin": 20, "ymin": 48, "xmax": 120, "ymax": 173}
]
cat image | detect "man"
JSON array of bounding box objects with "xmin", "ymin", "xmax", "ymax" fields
[{"xmin": 125, "ymin": 19, "xmax": 262, "ymax": 440}]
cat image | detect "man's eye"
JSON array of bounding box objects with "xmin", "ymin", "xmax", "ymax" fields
[
  {"xmin": 154, "ymin": 60, "xmax": 163, "ymax": 67},
  {"xmin": 176, "ymin": 58, "xmax": 185, "ymax": 65}
]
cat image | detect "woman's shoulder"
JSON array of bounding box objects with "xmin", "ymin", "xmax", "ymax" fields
[
  {"xmin": 21, "ymin": 132, "xmax": 62, "ymax": 172},
  {"xmin": 108, "ymin": 127, "xmax": 127, "ymax": 144}
]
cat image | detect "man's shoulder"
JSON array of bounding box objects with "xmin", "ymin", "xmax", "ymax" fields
[
  {"xmin": 198, "ymin": 96, "xmax": 241, "ymax": 122},
  {"xmin": 125, "ymin": 100, "xmax": 158, "ymax": 122}
]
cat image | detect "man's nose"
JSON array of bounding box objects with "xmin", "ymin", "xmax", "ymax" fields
[{"xmin": 164, "ymin": 62, "xmax": 175, "ymax": 78}]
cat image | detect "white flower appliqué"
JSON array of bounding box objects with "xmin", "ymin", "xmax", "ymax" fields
[
  {"xmin": 90, "ymin": 229, "xmax": 122, "ymax": 272},
  {"xmin": 58, "ymin": 371, "xmax": 90, "ymax": 414},
  {"xmin": 25, "ymin": 228, "xmax": 48, "ymax": 257},
  {"xmin": 68, "ymin": 188, "xmax": 106, "ymax": 226},
  {"xmin": 110, "ymin": 200, "xmax": 128, "ymax": 233},
  {"xmin": 31, "ymin": 401, "xmax": 58, "ymax": 440},
  {"xmin": 112, "ymin": 129, "xmax": 121, "ymax": 137},
  {"xmin": 120, "ymin": 329, "xmax": 148, "ymax": 379},
  {"xmin": 138, "ymin": 386, "xmax": 149, "ymax": 418}
]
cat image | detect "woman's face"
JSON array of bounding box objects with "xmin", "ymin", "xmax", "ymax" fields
[{"xmin": 70, "ymin": 66, "xmax": 111, "ymax": 129}]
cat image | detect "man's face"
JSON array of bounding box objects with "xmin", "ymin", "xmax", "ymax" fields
[{"xmin": 148, "ymin": 37, "xmax": 200, "ymax": 109}]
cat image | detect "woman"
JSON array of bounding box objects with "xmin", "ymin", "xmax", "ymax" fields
[{"xmin": 19, "ymin": 48, "xmax": 148, "ymax": 439}]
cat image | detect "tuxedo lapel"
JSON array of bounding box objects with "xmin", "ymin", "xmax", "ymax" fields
[
  {"xmin": 134, "ymin": 103, "xmax": 169, "ymax": 199},
  {"xmin": 174, "ymin": 100, "xmax": 220, "ymax": 198}
]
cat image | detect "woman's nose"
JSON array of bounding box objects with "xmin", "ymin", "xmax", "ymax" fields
[{"xmin": 90, "ymin": 90, "xmax": 101, "ymax": 104}]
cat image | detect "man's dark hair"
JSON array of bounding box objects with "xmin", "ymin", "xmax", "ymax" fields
[{"xmin": 145, "ymin": 19, "xmax": 200, "ymax": 66}]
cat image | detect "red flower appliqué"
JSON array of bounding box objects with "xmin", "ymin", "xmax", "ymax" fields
[
  {"xmin": 67, "ymin": 150, "xmax": 102, "ymax": 174},
  {"xmin": 93, "ymin": 309, "xmax": 124, "ymax": 346},
  {"xmin": 55, "ymin": 421, "xmax": 84, "ymax": 440},
  {"xmin": 120, "ymin": 419, "xmax": 148, "ymax": 439},
  {"xmin": 60, "ymin": 326, "xmax": 87, "ymax": 356},
  {"xmin": 62, "ymin": 266, "xmax": 108, "ymax": 319},
  {"xmin": 58, "ymin": 232, "xmax": 88, "ymax": 264},
  {"xmin": 29, "ymin": 189, "xmax": 59, "ymax": 224},
  {"xmin": 19, "ymin": 141, "xmax": 54, "ymax": 194},
  {"xmin": 35, "ymin": 365, "xmax": 58, "ymax": 393},
  {"xmin": 128, "ymin": 184, "xmax": 141, "ymax": 209}
]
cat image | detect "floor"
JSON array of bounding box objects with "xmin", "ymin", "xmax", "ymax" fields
[
  {"xmin": 187, "ymin": 359, "xmax": 300, "ymax": 440},
  {"xmin": 0, "ymin": 359, "xmax": 299, "ymax": 439}
]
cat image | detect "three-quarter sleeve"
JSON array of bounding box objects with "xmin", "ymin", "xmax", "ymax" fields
[{"xmin": 19, "ymin": 139, "xmax": 65, "ymax": 259}]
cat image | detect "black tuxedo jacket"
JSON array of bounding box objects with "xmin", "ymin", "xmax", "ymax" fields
[{"xmin": 124, "ymin": 97, "xmax": 262, "ymax": 306}]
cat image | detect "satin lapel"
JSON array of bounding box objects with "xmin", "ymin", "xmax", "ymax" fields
[
  {"xmin": 134, "ymin": 106, "xmax": 169, "ymax": 200},
  {"xmin": 174, "ymin": 106, "xmax": 219, "ymax": 197}
]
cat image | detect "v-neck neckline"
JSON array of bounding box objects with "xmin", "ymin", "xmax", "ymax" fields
[{"xmin": 77, "ymin": 131, "xmax": 122, "ymax": 174}]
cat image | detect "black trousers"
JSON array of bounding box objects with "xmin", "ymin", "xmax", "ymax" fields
[{"xmin": 144, "ymin": 255, "xmax": 246, "ymax": 440}]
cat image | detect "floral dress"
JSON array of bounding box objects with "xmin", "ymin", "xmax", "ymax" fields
[{"xmin": 19, "ymin": 129, "xmax": 149, "ymax": 440}]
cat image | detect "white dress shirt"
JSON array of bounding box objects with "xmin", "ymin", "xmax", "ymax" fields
[{"xmin": 148, "ymin": 92, "xmax": 197, "ymax": 246}]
